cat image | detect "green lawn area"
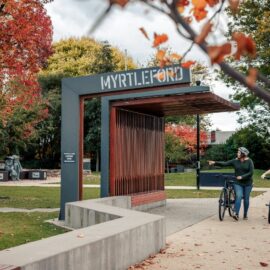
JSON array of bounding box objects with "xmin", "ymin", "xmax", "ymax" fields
[
  {"xmin": 0, "ymin": 212, "xmax": 68, "ymax": 251},
  {"xmin": 0, "ymin": 187, "xmax": 100, "ymax": 208},
  {"xmin": 165, "ymin": 189, "xmax": 263, "ymax": 199},
  {"xmin": 83, "ymin": 172, "xmax": 100, "ymax": 185},
  {"xmin": 0, "ymin": 186, "xmax": 264, "ymax": 209},
  {"xmin": 83, "ymin": 169, "xmax": 270, "ymax": 188}
]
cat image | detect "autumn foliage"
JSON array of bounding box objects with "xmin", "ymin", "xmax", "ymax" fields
[
  {"xmin": 111, "ymin": 0, "xmax": 270, "ymax": 103},
  {"xmin": 0, "ymin": 0, "xmax": 52, "ymax": 75},
  {"xmin": 138, "ymin": 0, "xmax": 257, "ymax": 72},
  {"xmin": 0, "ymin": 0, "xmax": 52, "ymax": 140},
  {"xmin": 165, "ymin": 124, "xmax": 208, "ymax": 153}
]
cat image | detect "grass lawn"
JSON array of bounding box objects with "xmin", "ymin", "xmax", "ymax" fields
[
  {"xmin": 0, "ymin": 212, "xmax": 68, "ymax": 251},
  {"xmin": 0, "ymin": 187, "xmax": 100, "ymax": 208},
  {"xmin": 83, "ymin": 169, "xmax": 270, "ymax": 188},
  {"xmin": 0, "ymin": 186, "xmax": 264, "ymax": 209},
  {"xmin": 165, "ymin": 189, "xmax": 263, "ymax": 199},
  {"xmin": 83, "ymin": 172, "xmax": 100, "ymax": 185},
  {"xmin": 165, "ymin": 168, "xmax": 270, "ymax": 187}
]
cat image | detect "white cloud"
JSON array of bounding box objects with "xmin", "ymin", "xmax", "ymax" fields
[
  {"xmin": 45, "ymin": 0, "xmax": 241, "ymax": 131},
  {"xmin": 210, "ymin": 112, "xmax": 240, "ymax": 131}
]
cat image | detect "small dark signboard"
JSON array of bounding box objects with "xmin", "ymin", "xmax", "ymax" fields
[
  {"xmin": 0, "ymin": 171, "xmax": 9, "ymax": 181},
  {"xmin": 64, "ymin": 153, "xmax": 76, "ymax": 163},
  {"xmin": 29, "ymin": 171, "xmax": 47, "ymax": 180}
]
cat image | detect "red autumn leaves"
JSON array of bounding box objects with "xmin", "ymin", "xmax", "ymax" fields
[
  {"xmin": 206, "ymin": 31, "xmax": 257, "ymax": 87},
  {"xmin": 177, "ymin": 0, "xmax": 240, "ymax": 22},
  {"xmin": 166, "ymin": 124, "xmax": 208, "ymax": 153},
  {"xmin": 109, "ymin": 0, "xmax": 129, "ymax": 7},
  {"xmin": 153, "ymin": 33, "xmax": 169, "ymax": 48},
  {"xmin": 0, "ymin": 0, "xmax": 53, "ymax": 137},
  {"xmin": 138, "ymin": 0, "xmax": 255, "ymax": 69},
  {"xmin": 207, "ymin": 32, "xmax": 256, "ymax": 64},
  {"xmin": 0, "ymin": 0, "xmax": 52, "ymax": 75},
  {"xmin": 139, "ymin": 28, "xmax": 169, "ymax": 49},
  {"xmin": 232, "ymin": 32, "xmax": 256, "ymax": 60},
  {"xmin": 139, "ymin": 28, "xmax": 195, "ymax": 69}
]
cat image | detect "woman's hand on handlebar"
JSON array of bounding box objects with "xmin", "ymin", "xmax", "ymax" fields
[
  {"xmin": 236, "ymin": 176, "xmax": 242, "ymax": 180},
  {"xmin": 208, "ymin": 160, "xmax": 215, "ymax": 166}
]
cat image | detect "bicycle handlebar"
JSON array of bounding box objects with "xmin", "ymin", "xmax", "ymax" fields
[
  {"xmin": 223, "ymin": 175, "xmax": 237, "ymax": 181},
  {"xmin": 222, "ymin": 176, "xmax": 237, "ymax": 188}
]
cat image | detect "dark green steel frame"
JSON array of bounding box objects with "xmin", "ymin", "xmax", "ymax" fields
[{"xmin": 60, "ymin": 66, "xmax": 203, "ymax": 220}]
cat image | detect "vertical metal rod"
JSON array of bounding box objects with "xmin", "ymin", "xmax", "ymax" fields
[
  {"xmin": 109, "ymin": 107, "xmax": 116, "ymax": 196},
  {"xmin": 196, "ymin": 114, "xmax": 200, "ymax": 190},
  {"xmin": 79, "ymin": 97, "xmax": 84, "ymax": 200}
]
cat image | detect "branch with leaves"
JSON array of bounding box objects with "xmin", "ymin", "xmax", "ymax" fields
[
  {"xmin": 0, "ymin": 0, "xmax": 53, "ymax": 149},
  {"xmin": 91, "ymin": 0, "xmax": 270, "ymax": 103}
]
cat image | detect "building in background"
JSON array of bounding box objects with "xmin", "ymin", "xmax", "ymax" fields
[{"xmin": 208, "ymin": 130, "xmax": 235, "ymax": 145}]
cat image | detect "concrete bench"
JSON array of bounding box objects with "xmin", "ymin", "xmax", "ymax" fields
[{"xmin": 0, "ymin": 196, "xmax": 166, "ymax": 270}]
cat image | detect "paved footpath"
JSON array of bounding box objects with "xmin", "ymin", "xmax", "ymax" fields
[{"xmin": 130, "ymin": 190, "xmax": 270, "ymax": 270}]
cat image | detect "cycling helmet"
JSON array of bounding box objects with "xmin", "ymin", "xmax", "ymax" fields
[{"xmin": 238, "ymin": 147, "xmax": 249, "ymax": 156}]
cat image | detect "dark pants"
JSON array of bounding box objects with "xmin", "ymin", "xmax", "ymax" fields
[{"xmin": 233, "ymin": 184, "xmax": 253, "ymax": 217}]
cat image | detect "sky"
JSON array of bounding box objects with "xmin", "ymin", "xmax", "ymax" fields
[{"xmin": 45, "ymin": 0, "xmax": 241, "ymax": 131}]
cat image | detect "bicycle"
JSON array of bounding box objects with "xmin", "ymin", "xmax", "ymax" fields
[{"xmin": 218, "ymin": 176, "xmax": 236, "ymax": 221}]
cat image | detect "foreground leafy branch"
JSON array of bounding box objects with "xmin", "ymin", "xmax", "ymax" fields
[
  {"xmin": 167, "ymin": 0, "xmax": 270, "ymax": 103},
  {"xmin": 94, "ymin": 0, "xmax": 270, "ymax": 103}
]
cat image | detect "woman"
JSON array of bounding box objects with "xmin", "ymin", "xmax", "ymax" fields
[{"xmin": 208, "ymin": 147, "xmax": 254, "ymax": 221}]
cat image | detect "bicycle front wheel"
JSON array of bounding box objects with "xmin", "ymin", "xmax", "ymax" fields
[
  {"xmin": 219, "ymin": 189, "xmax": 227, "ymax": 221},
  {"xmin": 228, "ymin": 188, "xmax": 236, "ymax": 217},
  {"xmin": 268, "ymin": 202, "xmax": 270, "ymax": 224}
]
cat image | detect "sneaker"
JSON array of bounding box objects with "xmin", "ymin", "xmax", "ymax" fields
[
  {"xmin": 243, "ymin": 216, "xmax": 248, "ymax": 220},
  {"xmin": 232, "ymin": 214, "xmax": 239, "ymax": 221}
]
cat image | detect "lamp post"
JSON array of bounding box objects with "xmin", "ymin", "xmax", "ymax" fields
[{"xmin": 195, "ymin": 79, "xmax": 202, "ymax": 190}]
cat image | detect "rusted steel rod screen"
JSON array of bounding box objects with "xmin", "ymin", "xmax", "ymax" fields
[{"xmin": 110, "ymin": 108, "xmax": 165, "ymax": 196}]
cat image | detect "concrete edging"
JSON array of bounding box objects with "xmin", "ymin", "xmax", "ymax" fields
[{"xmin": 0, "ymin": 196, "xmax": 166, "ymax": 270}]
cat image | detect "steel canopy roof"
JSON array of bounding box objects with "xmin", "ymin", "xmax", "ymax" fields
[{"xmin": 111, "ymin": 91, "xmax": 240, "ymax": 116}]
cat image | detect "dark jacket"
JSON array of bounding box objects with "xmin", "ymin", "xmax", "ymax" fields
[{"xmin": 215, "ymin": 158, "xmax": 254, "ymax": 186}]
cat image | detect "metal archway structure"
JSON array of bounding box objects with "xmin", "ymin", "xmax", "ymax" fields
[{"xmin": 60, "ymin": 65, "xmax": 239, "ymax": 219}]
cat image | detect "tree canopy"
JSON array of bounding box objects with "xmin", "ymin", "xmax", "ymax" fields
[
  {"xmin": 0, "ymin": 0, "xmax": 53, "ymax": 156},
  {"xmin": 225, "ymin": 126, "xmax": 270, "ymax": 169},
  {"xmin": 224, "ymin": 0, "xmax": 270, "ymax": 144},
  {"xmin": 165, "ymin": 123, "xmax": 208, "ymax": 168}
]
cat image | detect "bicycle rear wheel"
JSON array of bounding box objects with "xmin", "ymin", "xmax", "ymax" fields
[
  {"xmin": 219, "ymin": 189, "xmax": 227, "ymax": 221},
  {"xmin": 228, "ymin": 188, "xmax": 236, "ymax": 217}
]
